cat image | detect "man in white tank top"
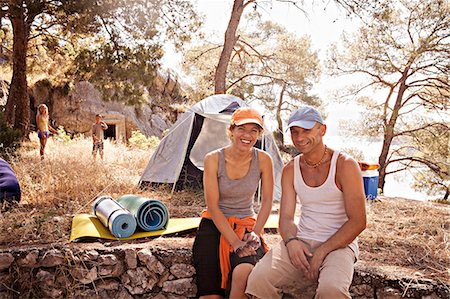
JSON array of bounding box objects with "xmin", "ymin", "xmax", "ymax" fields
[{"xmin": 246, "ymin": 106, "xmax": 367, "ymax": 299}]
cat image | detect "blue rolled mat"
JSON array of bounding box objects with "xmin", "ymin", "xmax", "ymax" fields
[
  {"xmin": 92, "ymin": 195, "xmax": 137, "ymax": 238},
  {"xmin": 116, "ymin": 194, "xmax": 169, "ymax": 231}
]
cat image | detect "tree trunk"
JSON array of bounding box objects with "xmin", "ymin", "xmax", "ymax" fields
[
  {"xmin": 378, "ymin": 67, "xmax": 410, "ymax": 190},
  {"xmin": 214, "ymin": 0, "xmax": 247, "ymax": 94},
  {"xmin": 444, "ymin": 188, "xmax": 449, "ymax": 201},
  {"xmin": 6, "ymin": 0, "xmax": 30, "ymax": 137},
  {"xmin": 377, "ymin": 133, "xmax": 393, "ymax": 191}
]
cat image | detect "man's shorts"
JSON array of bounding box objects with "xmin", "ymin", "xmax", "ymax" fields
[
  {"xmin": 92, "ymin": 141, "xmax": 104, "ymax": 154},
  {"xmin": 37, "ymin": 131, "xmax": 49, "ymax": 139}
]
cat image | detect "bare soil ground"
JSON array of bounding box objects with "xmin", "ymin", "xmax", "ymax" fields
[{"xmin": 0, "ymin": 136, "xmax": 448, "ymax": 285}]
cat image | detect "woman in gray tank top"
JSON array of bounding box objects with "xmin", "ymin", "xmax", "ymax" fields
[{"xmin": 193, "ymin": 107, "xmax": 274, "ymax": 299}]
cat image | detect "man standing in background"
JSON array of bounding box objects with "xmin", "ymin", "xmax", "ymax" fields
[{"xmin": 92, "ymin": 114, "xmax": 108, "ymax": 160}]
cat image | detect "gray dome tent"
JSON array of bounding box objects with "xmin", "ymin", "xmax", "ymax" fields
[{"xmin": 139, "ymin": 94, "xmax": 283, "ymax": 201}]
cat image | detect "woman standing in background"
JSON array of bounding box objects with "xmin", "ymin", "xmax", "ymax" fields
[{"xmin": 36, "ymin": 104, "xmax": 57, "ymax": 160}]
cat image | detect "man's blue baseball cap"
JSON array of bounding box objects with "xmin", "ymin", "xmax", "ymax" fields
[{"xmin": 287, "ymin": 106, "xmax": 324, "ymax": 130}]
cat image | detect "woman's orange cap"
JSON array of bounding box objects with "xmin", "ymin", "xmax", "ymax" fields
[{"xmin": 230, "ymin": 108, "xmax": 264, "ymax": 128}]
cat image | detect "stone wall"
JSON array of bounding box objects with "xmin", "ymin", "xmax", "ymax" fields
[{"xmin": 0, "ymin": 239, "xmax": 447, "ymax": 299}]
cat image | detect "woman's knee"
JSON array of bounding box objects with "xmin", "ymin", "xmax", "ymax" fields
[{"xmin": 232, "ymin": 264, "xmax": 253, "ymax": 285}]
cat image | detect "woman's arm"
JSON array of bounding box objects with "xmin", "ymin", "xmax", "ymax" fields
[
  {"xmin": 203, "ymin": 152, "xmax": 247, "ymax": 252},
  {"xmin": 48, "ymin": 123, "xmax": 58, "ymax": 134},
  {"xmin": 252, "ymin": 151, "xmax": 274, "ymax": 236}
]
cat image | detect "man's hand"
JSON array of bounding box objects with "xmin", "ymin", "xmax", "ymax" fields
[
  {"xmin": 286, "ymin": 239, "xmax": 312, "ymax": 274},
  {"xmin": 306, "ymin": 247, "xmax": 326, "ymax": 282}
]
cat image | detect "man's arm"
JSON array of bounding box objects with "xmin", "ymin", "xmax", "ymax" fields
[
  {"xmin": 279, "ymin": 160, "xmax": 312, "ymax": 273},
  {"xmin": 101, "ymin": 121, "xmax": 108, "ymax": 130},
  {"xmin": 307, "ymin": 154, "xmax": 367, "ymax": 281}
]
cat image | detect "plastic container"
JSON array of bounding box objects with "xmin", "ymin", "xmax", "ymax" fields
[{"xmin": 361, "ymin": 170, "xmax": 379, "ymax": 200}]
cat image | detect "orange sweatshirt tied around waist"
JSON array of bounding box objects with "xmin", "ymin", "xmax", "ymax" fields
[{"xmin": 201, "ymin": 210, "xmax": 269, "ymax": 290}]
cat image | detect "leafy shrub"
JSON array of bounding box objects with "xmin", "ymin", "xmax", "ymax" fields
[
  {"xmin": 53, "ymin": 126, "xmax": 71, "ymax": 144},
  {"xmin": 0, "ymin": 112, "xmax": 21, "ymax": 157},
  {"xmin": 128, "ymin": 130, "xmax": 160, "ymax": 149}
]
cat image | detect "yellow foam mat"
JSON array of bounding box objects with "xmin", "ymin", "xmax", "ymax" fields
[{"xmin": 70, "ymin": 213, "xmax": 280, "ymax": 242}]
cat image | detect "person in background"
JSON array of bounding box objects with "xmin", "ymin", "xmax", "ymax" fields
[
  {"xmin": 193, "ymin": 107, "xmax": 274, "ymax": 299},
  {"xmin": 246, "ymin": 106, "xmax": 367, "ymax": 299},
  {"xmin": 0, "ymin": 158, "xmax": 21, "ymax": 210},
  {"xmin": 92, "ymin": 114, "xmax": 108, "ymax": 160},
  {"xmin": 36, "ymin": 104, "xmax": 58, "ymax": 160}
]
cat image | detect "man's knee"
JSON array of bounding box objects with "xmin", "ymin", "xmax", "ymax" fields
[
  {"xmin": 315, "ymin": 279, "xmax": 349, "ymax": 298},
  {"xmin": 247, "ymin": 262, "xmax": 271, "ymax": 290}
]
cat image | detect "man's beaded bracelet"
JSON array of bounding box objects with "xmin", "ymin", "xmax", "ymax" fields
[{"xmin": 284, "ymin": 236, "xmax": 300, "ymax": 246}]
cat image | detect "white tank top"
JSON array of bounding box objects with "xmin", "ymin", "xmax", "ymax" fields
[{"xmin": 294, "ymin": 151, "xmax": 358, "ymax": 256}]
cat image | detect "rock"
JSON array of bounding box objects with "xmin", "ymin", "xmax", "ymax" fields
[
  {"xmin": 45, "ymin": 80, "xmax": 173, "ymax": 139},
  {"xmin": 124, "ymin": 249, "xmax": 137, "ymax": 269},
  {"xmin": 36, "ymin": 269, "xmax": 55, "ymax": 286},
  {"xmin": 376, "ymin": 287, "xmax": 402, "ymax": 299},
  {"xmin": 422, "ymin": 293, "xmax": 440, "ymax": 299},
  {"xmin": 350, "ymin": 284, "xmax": 373, "ymax": 296},
  {"xmin": 98, "ymin": 254, "xmax": 118, "ymax": 266},
  {"xmin": 0, "ymin": 253, "xmax": 14, "ymax": 271},
  {"xmin": 18, "ymin": 250, "xmax": 39, "ymax": 268},
  {"xmin": 158, "ymin": 271, "xmax": 172, "ymax": 288},
  {"xmin": 73, "ymin": 266, "xmax": 98, "ymax": 284},
  {"xmin": 96, "ymin": 279, "xmax": 120, "ymax": 291},
  {"xmin": 81, "ymin": 250, "xmax": 99, "ymax": 262},
  {"xmin": 137, "ymin": 248, "xmax": 166, "ymax": 275},
  {"xmin": 42, "ymin": 288, "xmax": 63, "ymax": 298},
  {"xmin": 283, "ymin": 281, "xmax": 317, "ymax": 299},
  {"xmin": 162, "ymin": 278, "xmax": 196, "ymax": 296},
  {"xmin": 115, "ymin": 287, "xmax": 134, "ymax": 299},
  {"xmin": 40, "ymin": 250, "xmax": 65, "ymax": 267},
  {"xmin": 98, "ymin": 261, "xmax": 124, "ymax": 277},
  {"xmin": 120, "ymin": 266, "xmax": 158, "ymax": 295},
  {"xmin": 170, "ymin": 263, "xmax": 195, "ymax": 279}
]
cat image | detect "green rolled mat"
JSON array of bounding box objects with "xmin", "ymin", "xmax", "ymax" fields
[{"xmin": 116, "ymin": 194, "xmax": 169, "ymax": 231}]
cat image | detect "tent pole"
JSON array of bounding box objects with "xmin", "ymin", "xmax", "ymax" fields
[
  {"xmin": 171, "ymin": 182, "xmax": 176, "ymax": 197},
  {"xmin": 257, "ymin": 134, "xmax": 265, "ymax": 206}
]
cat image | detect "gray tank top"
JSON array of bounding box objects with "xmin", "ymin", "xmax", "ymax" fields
[{"xmin": 217, "ymin": 147, "xmax": 261, "ymax": 218}]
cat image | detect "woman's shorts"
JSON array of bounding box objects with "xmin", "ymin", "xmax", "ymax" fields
[
  {"xmin": 37, "ymin": 131, "xmax": 49, "ymax": 139},
  {"xmin": 192, "ymin": 218, "xmax": 266, "ymax": 297}
]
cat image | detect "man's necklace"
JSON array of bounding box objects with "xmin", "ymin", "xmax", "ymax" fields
[{"xmin": 304, "ymin": 145, "xmax": 328, "ymax": 168}]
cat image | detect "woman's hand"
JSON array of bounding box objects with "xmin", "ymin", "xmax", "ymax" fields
[
  {"xmin": 243, "ymin": 231, "xmax": 261, "ymax": 250},
  {"xmin": 233, "ymin": 239, "xmax": 257, "ymax": 258}
]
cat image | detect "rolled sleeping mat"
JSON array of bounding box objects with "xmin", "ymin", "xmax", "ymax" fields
[
  {"xmin": 92, "ymin": 195, "xmax": 137, "ymax": 238},
  {"xmin": 116, "ymin": 194, "xmax": 169, "ymax": 231}
]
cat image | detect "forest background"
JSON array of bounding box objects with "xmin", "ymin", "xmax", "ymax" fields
[{"xmin": 0, "ymin": 0, "xmax": 449, "ymax": 201}]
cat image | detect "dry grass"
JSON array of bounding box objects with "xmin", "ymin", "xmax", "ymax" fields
[
  {"xmin": 0, "ymin": 134, "xmax": 207, "ymax": 247},
  {"xmin": 0, "ymin": 136, "xmax": 448, "ymax": 284}
]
